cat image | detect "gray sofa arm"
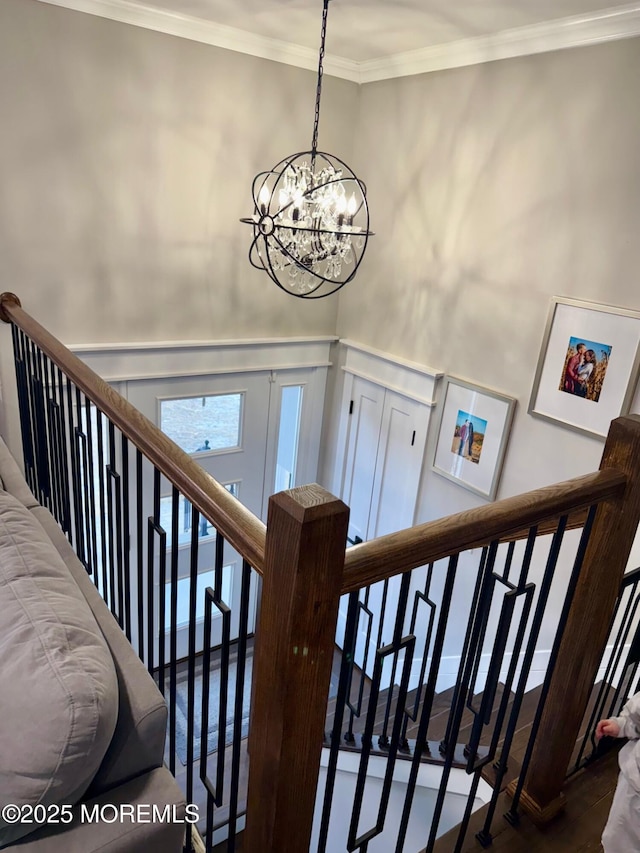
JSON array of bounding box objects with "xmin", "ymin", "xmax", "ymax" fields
[{"xmin": 10, "ymin": 769, "xmax": 187, "ymax": 853}]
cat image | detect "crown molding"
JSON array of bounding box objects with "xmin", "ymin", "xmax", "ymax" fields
[
  {"xmin": 36, "ymin": 0, "xmax": 360, "ymax": 81},
  {"xmin": 357, "ymin": 3, "xmax": 640, "ymax": 83},
  {"xmin": 38, "ymin": 0, "xmax": 640, "ymax": 84}
]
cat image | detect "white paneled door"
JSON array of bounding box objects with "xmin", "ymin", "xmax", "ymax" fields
[
  {"xmin": 338, "ymin": 375, "xmax": 430, "ymax": 680},
  {"xmin": 342, "ymin": 376, "xmax": 428, "ymax": 542}
]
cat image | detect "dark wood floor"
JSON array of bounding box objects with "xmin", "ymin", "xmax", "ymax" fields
[{"xmin": 433, "ymin": 745, "xmax": 620, "ymax": 853}]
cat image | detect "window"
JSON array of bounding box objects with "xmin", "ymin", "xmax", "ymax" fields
[
  {"xmin": 160, "ymin": 393, "xmax": 243, "ymax": 454},
  {"xmin": 275, "ymin": 385, "xmax": 303, "ymax": 492}
]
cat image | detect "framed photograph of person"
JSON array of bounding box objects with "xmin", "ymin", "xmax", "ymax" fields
[
  {"xmin": 528, "ymin": 297, "xmax": 640, "ymax": 438},
  {"xmin": 431, "ymin": 376, "xmax": 516, "ymax": 500}
]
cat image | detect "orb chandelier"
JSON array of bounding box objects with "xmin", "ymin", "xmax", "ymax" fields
[{"xmin": 240, "ymin": 0, "xmax": 373, "ymax": 299}]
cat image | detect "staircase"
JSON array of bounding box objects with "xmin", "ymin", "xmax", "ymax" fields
[
  {"xmin": 198, "ymin": 645, "xmax": 620, "ymax": 853},
  {"xmin": 325, "ymin": 662, "xmax": 618, "ymax": 810},
  {"xmin": 6, "ymin": 294, "xmax": 640, "ymax": 853}
]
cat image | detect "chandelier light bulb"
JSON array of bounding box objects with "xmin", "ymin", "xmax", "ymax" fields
[{"xmin": 258, "ymin": 185, "xmax": 271, "ymax": 214}]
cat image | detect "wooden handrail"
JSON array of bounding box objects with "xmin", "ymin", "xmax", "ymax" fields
[
  {"xmin": 341, "ymin": 468, "xmax": 626, "ymax": 594},
  {"xmin": 0, "ymin": 293, "xmax": 266, "ymax": 572}
]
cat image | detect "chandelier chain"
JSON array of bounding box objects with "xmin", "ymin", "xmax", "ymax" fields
[{"xmin": 311, "ymin": 0, "xmax": 330, "ymax": 159}]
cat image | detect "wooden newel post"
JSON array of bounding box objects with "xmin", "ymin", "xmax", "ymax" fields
[
  {"xmin": 244, "ymin": 484, "xmax": 349, "ymax": 852},
  {"xmin": 514, "ymin": 414, "xmax": 640, "ymax": 823}
]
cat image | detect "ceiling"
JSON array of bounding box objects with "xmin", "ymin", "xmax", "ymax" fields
[{"xmin": 38, "ymin": 0, "xmax": 640, "ymax": 80}]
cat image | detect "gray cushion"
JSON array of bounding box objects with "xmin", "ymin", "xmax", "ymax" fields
[
  {"xmin": 30, "ymin": 506, "xmax": 169, "ymax": 795},
  {"xmin": 0, "ymin": 492, "xmax": 119, "ymax": 847}
]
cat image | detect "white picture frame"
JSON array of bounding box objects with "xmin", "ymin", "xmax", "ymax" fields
[
  {"xmin": 431, "ymin": 376, "xmax": 516, "ymax": 500},
  {"xmin": 528, "ymin": 297, "xmax": 640, "ymax": 438}
]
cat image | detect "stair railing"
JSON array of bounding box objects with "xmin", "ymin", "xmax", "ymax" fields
[
  {"xmin": 2, "ymin": 291, "xmax": 640, "ymax": 853},
  {"xmin": 307, "ymin": 415, "xmax": 639, "ymax": 852}
]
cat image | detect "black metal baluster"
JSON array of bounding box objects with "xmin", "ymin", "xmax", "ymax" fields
[
  {"xmin": 465, "ymin": 580, "xmax": 535, "ymax": 774},
  {"xmin": 200, "ymin": 585, "xmax": 231, "ymax": 853},
  {"xmin": 95, "ymin": 409, "xmax": 109, "ymax": 601},
  {"xmin": 121, "ymin": 435, "xmax": 132, "ymax": 642},
  {"xmin": 105, "ymin": 422, "xmax": 119, "ymax": 618},
  {"xmin": 22, "ymin": 333, "xmax": 39, "ymax": 493},
  {"xmin": 83, "ymin": 398, "xmax": 99, "ymax": 578},
  {"xmin": 46, "ymin": 354, "xmax": 65, "ymax": 528},
  {"xmin": 425, "ymin": 547, "xmax": 504, "ymax": 853},
  {"xmin": 157, "ymin": 489, "xmax": 167, "ymax": 699},
  {"xmin": 64, "ymin": 376, "xmax": 81, "ymax": 552},
  {"xmin": 168, "ymin": 486, "xmax": 180, "ymax": 777},
  {"xmin": 442, "ymin": 544, "xmax": 498, "ymax": 755},
  {"xmin": 12, "ymin": 327, "xmax": 36, "ymax": 494},
  {"xmin": 463, "ymin": 543, "xmax": 504, "ymax": 727},
  {"xmin": 113, "ymin": 454, "xmax": 126, "ymax": 627},
  {"xmin": 32, "ymin": 344, "xmax": 51, "ymax": 507},
  {"xmin": 200, "ymin": 528, "xmax": 231, "ymax": 852},
  {"xmin": 55, "ymin": 366, "xmax": 72, "ymax": 538},
  {"xmin": 147, "ymin": 467, "xmax": 163, "ymax": 677},
  {"xmin": 348, "ymin": 634, "xmax": 416, "ymax": 850},
  {"xmin": 44, "ymin": 355, "xmax": 63, "ymax": 526},
  {"xmin": 394, "ymin": 554, "xmax": 460, "ymax": 853},
  {"xmin": 184, "ymin": 505, "xmax": 200, "ymax": 852},
  {"xmin": 213, "ymin": 530, "xmax": 228, "ymax": 804},
  {"xmin": 471, "ymin": 526, "xmax": 559, "ymax": 844},
  {"xmin": 317, "ymin": 592, "xmax": 360, "ymax": 853},
  {"xmin": 401, "ymin": 564, "xmax": 436, "ymax": 747},
  {"xmin": 440, "ymin": 548, "xmax": 489, "ymax": 755},
  {"xmin": 507, "ymin": 506, "xmax": 598, "ymax": 822},
  {"xmin": 29, "ymin": 340, "xmax": 45, "ymax": 497},
  {"xmin": 472, "ymin": 536, "xmax": 536, "ymax": 783},
  {"xmin": 72, "ymin": 386, "xmax": 89, "ymax": 572},
  {"xmin": 345, "ymin": 594, "xmax": 373, "ymax": 745},
  {"xmin": 136, "ymin": 449, "xmax": 144, "ymax": 661},
  {"xmin": 380, "ymin": 572, "xmax": 413, "ymax": 747},
  {"xmin": 226, "ymin": 560, "xmax": 252, "ymax": 851}
]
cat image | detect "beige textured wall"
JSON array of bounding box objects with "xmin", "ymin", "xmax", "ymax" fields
[
  {"xmin": 340, "ymin": 39, "xmax": 640, "ymax": 372},
  {"xmin": 0, "ymin": 0, "xmax": 358, "ymax": 343},
  {"xmin": 332, "ymin": 38, "xmax": 640, "ymax": 529}
]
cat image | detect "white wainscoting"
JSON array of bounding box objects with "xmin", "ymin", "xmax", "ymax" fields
[{"xmin": 69, "ymin": 336, "xmax": 336, "ymax": 383}]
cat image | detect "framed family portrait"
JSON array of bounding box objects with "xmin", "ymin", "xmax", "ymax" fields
[
  {"xmin": 528, "ymin": 298, "xmax": 640, "ymax": 438},
  {"xmin": 431, "ymin": 376, "xmax": 516, "ymax": 500}
]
